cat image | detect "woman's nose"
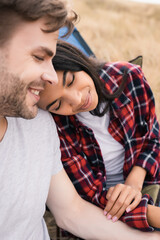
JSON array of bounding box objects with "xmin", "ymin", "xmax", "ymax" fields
[
  {"xmin": 68, "ymin": 91, "xmax": 82, "ymax": 106},
  {"xmin": 41, "ymin": 66, "xmax": 58, "ymax": 85}
]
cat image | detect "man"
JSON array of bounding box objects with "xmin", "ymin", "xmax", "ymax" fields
[{"xmin": 0, "ymin": 1, "xmax": 160, "ymax": 239}]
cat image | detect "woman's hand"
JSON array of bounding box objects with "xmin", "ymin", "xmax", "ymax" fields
[{"xmin": 104, "ymin": 183, "xmax": 142, "ymax": 222}]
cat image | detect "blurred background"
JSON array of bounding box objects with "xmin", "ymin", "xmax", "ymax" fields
[{"xmin": 68, "ymin": 0, "xmax": 160, "ymax": 121}]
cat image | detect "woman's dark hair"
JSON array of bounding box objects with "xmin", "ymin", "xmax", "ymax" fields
[{"xmin": 52, "ymin": 40, "xmax": 127, "ymax": 116}]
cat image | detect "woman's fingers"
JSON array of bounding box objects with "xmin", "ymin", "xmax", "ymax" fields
[
  {"xmin": 113, "ymin": 191, "xmax": 142, "ymax": 220},
  {"xmin": 106, "ymin": 185, "xmax": 132, "ymax": 219},
  {"xmin": 106, "ymin": 186, "xmax": 114, "ymax": 200},
  {"xmin": 126, "ymin": 191, "xmax": 142, "ymax": 213},
  {"xmin": 104, "ymin": 184, "xmax": 142, "ymax": 222},
  {"xmin": 105, "ymin": 184, "xmax": 123, "ymax": 214}
]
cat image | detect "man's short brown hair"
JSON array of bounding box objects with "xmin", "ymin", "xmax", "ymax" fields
[{"xmin": 0, "ymin": 0, "xmax": 77, "ymax": 45}]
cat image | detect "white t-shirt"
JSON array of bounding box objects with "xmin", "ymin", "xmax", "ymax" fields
[
  {"xmin": 0, "ymin": 109, "xmax": 62, "ymax": 240},
  {"xmin": 77, "ymin": 111, "xmax": 125, "ymax": 190}
]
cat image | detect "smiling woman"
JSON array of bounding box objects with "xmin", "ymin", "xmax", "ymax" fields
[
  {"xmin": 39, "ymin": 69, "xmax": 98, "ymax": 115},
  {"xmin": 39, "ymin": 40, "xmax": 160, "ymax": 238}
]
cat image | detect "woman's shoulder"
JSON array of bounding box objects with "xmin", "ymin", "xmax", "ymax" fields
[
  {"xmin": 102, "ymin": 61, "xmax": 142, "ymax": 76},
  {"xmin": 99, "ymin": 61, "xmax": 147, "ymax": 96},
  {"xmin": 100, "ymin": 61, "xmax": 144, "ymax": 86}
]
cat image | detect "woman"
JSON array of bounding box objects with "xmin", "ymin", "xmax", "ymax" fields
[{"xmin": 38, "ymin": 40, "xmax": 160, "ymax": 232}]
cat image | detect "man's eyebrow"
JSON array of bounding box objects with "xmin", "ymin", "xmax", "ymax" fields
[
  {"xmin": 36, "ymin": 46, "xmax": 54, "ymax": 57},
  {"xmin": 46, "ymin": 99, "xmax": 57, "ymax": 111}
]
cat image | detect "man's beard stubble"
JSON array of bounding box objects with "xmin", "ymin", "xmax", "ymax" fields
[{"xmin": 0, "ymin": 70, "xmax": 38, "ymax": 119}]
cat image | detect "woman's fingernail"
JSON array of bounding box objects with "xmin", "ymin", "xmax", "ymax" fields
[
  {"xmin": 104, "ymin": 211, "xmax": 108, "ymax": 216},
  {"xmin": 107, "ymin": 214, "xmax": 112, "ymax": 220},
  {"xmin": 112, "ymin": 216, "xmax": 118, "ymax": 222},
  {"xmin": 126, "ymin": 208, "xmax": 131, "ymax": 213}
]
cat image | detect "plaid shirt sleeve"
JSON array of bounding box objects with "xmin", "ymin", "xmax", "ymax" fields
[
  {"xmin": 55, "ymin": 125, "xmax": 107, "ymax": 208},
  {"xmin": 101, "ymin": 62, "xmax": 160, "ymax": 182},
  {"xmin": 121, "ymin": 194, "xmax": 154, "ymax": 231},
  {"xmin": 129, "ymin": 65, "xmax": 160, "ymax": 181}
]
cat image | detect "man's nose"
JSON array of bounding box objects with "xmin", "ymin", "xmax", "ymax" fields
[{"xmin": 41, "ymin": 66, "xmax": 58, "ymax": 85}]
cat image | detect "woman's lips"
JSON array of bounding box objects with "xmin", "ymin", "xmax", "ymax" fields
[{"xmin": 80, "ymin": 92, "xmax": 92, "ymax": 110}]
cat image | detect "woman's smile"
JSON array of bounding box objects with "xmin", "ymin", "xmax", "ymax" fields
[
  {"xmin": 38, "ymin": 70, "xmax": 98, "ymax": 115},
  {"xmin": 78, "ymin": 91, "xmax": 92, "ymax": 111}
]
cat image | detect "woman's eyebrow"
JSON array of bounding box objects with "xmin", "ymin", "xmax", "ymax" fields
[{"xmin": 46, "ymin": 99, "xmax": 57, "ymax": 111}]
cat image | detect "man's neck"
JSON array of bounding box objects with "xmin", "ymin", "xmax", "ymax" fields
[{"xmin": 0, "ymin": 116, "xmax": 8, "ymax": 142}]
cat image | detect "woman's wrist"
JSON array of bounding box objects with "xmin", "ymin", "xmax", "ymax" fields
[{"xmin": 125, "ymin": 166, "xmax": 147, "ymax": 192}]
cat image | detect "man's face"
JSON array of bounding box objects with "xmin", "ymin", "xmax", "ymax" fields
[{"xmin": 0, "ymin": 18, "xmax": 59, "ymax": 119}]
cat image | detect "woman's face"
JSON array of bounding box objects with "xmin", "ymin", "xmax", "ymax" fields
[{"xmin": 38, "ymin": 70, "xmax": 98, "ymax": 115}]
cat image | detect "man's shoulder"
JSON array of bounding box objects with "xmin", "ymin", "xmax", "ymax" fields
[
  {"xmin": 12, "ymin": 109, "xmax": 56, "ymax": 134},
  {"xmin": 21, "ymin": 109, "xmax": 53, "ymax": 124},
  {"xmin": 35, "ymin": 108, "xmax": 52, "ymax": 123}
]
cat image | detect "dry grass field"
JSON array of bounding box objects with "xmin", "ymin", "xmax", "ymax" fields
[{"xmin": 70, "ymin": 0, "xmax": 160, "ymax": 121}]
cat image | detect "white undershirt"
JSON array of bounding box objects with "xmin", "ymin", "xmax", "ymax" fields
[{"xmin": 77, "ymin": 111, "xmax": 125, "ymax": 190}]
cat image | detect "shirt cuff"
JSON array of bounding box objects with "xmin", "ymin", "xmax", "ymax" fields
[{"xmin": 120, "ymin": 194, "xmax": 154, "ymax": 232}]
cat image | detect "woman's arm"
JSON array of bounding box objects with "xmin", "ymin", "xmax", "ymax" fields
[
  {"xmin": 104, "ymin": 62, "xmax": 160, "ymax": 225},
  {"xmin": 125, "ymin": 166, "xmax": 147, "ymax": 191},
  {"xmin": 104, "ymin": 62, "xmax": 160, "ymax": 180},
  {"xmin": 128, "ymin": 65, "xmax": 160, "ymax": 180},
  {"xmin": 147, "ymin": 204, "xmax": 160, "ymax": 229}
]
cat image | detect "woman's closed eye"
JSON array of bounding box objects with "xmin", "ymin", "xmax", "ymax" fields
[
  {"xmin": 67, "ymin": 74, "xmax": 75, "ymax": 87},
  {"xmin": 54, "ymin": 101, "xmax": 61, "ymax": 111},
  {"xmin": 50, "ymin": 73, "xmax": 75, "ymax": 112}
]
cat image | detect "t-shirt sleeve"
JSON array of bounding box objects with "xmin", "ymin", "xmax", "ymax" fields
[
  {"xmin": 52, "ymin": 135, "xmax": 63, "ymax": 175},
  {"xmin": 49, "ymin": 113, "xmax": 63, "ymax": 175},
  {"xmin": 37, "ymin": 109, "xmax": 63, "ymax": 176}
]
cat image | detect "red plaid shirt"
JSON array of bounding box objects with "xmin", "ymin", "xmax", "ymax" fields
[{"xmin": 53, "ymin": 62, "xmax": 160, "ymax": 232}]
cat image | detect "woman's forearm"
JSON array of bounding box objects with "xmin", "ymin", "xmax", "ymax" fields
[
  {"xmin": 125, "ymin": 166, "xmax": 147, "ymax": 191},
  {"xmin": 147, "ymin": 204, "xmax": 160, "ymax": 229}
]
